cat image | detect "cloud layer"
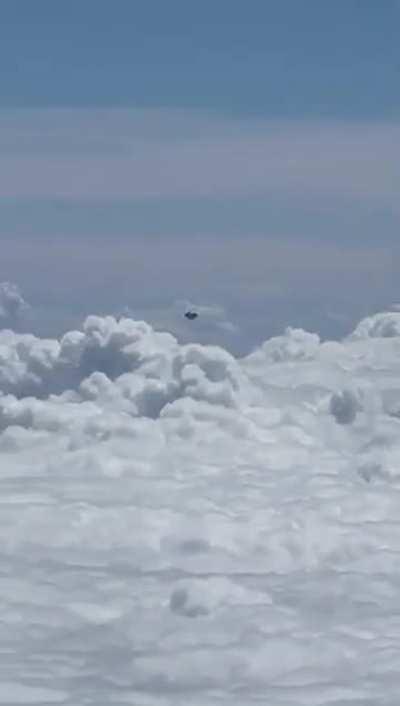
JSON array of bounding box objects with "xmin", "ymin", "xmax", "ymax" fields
[
  {"xmin": 1, "ymin": 110, "xmax": 399, "ymax": 205},
  {"xmin": 2, "ymin": 283, "xmax": 400, "ymax": 702}
]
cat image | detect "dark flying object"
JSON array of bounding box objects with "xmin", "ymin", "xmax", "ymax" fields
[{"xmin": 184, "ymin": 310, "xmax": 198, "ymax": 320}]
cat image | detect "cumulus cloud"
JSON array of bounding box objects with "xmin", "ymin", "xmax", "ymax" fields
[
  {"xmin": 350, "ymin": 311, "xmax": 400, "ymax": 339},
  {"xmin": 2, "ymin": 304, "xmax": 400, "ymax": 701},
  {"xmin": 243, "ymin": 326, "xmax": 321, "ymax": 366}
]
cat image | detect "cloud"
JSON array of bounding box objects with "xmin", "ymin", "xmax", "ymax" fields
[
  {"xmin": 329, "ymin": 389, "xmax": 361, "ymax": 425},
  {"xmin": 0, "ymin": 309, "xmax": 248, "ymax": 419},
  {"xmin": 3, "ymin": 294, "xmax": 400, "ymax": 699},
  {"xmin": 243, "ymin": 326, "xmax": 321, "ymax": 365},
  {"xmin": 349, "ymin": 311, "xmax": 400, "ymax": 339},
  {"xmin": 0, "ymin": 110, "xmax": 399, "ymax": 206},
  {"xmin": 0, "ymin": 281, "xmax": 28, "ymax": 328}
]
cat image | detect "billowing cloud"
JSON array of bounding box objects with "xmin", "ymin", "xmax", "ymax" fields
[
  {"xmin": 2, "ymin": 301, "xmax": 400, "ymax": 701},
  {"xmin": 350, "ymin": 310, "xmax": 400, "ymax": 339}
]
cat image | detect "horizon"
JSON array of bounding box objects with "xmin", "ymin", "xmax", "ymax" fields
[
  {"xmin": 0, "ymin": 3, "xmax": 399, "ymax": 348},
  {"xmin": 2, "ymin": 6, "xmax": 400, "ymax": 702}
]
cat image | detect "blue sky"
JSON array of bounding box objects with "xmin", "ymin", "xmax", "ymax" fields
[
  {"xmin": 1, "ymin": 1, "xmax": 399, "ymax": 116},
  {"xmin": 0, "ymin": 2, "xmax": 399, "ymax": 350}
]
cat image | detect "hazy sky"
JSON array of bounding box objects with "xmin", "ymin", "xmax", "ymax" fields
[{"xmin": 0, "ymin": 1, "xmax": 399, "ymax": 350}]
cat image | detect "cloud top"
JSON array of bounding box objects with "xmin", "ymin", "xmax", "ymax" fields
[{"xmin": 2, "ymin": 284, "xmax": 400, "ymax": 700}]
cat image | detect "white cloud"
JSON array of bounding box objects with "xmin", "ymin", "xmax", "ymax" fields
[
  {"xmin": 349, "ymin": 311, "xmax": 400, "ymax": 339},
  {"xmin": 2, "ymin": 298, "xmax": 400, "ymax": 700}
]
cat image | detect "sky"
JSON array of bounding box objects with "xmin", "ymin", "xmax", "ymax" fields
[
  {"xmin": 1, "ymin": 1, "xmax": 399, "ymax": 350},
  {"xmin": 3, "ymin": 6, "xmax": 400, "ymax": 701}
]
